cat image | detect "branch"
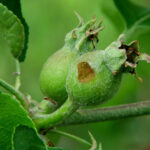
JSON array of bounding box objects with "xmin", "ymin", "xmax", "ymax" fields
[
  {"xmin": 0, "ymin": 79, "xmax": 28, "ymax": 109},
  {"xmin": 60, "ymin": 100, "xmax": 150, "ymax": 126}
]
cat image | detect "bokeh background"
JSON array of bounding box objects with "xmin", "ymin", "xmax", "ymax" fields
[{"xmin": 0, "ymin": 0, "xmax": 150, "ymax": 150}]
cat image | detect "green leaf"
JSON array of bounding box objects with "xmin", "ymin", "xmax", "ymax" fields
[
  {"xmin": 14, "ymin": 125, "xmax": 47, "ymax": 150},
  {"xmin": 113, "ymin": 0, "xmax": 150, "ymax": 28},
  {"xmin": 0, "ymin": 92, "xmax": 34, "ymax": 150},
  {"xmin": 0, "ymin": 0, "xmax": 29, "ymax": 62},
  {"xmin": 0, "ymin": 3, "xmax": 25, "ymax": 59}
]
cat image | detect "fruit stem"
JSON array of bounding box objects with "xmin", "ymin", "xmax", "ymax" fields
[
  {"xmin": 0, "ymin": 79, "xmax": 28, "ymax": 109},
  {"xmin": 14, "ymin": 59, "xmax": 21, "ymax": 90},
  {"xmin": 32, "ymin": 97, "xmax": 78, "ymax": 131}
]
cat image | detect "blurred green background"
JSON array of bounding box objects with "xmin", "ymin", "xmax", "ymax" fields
[{"xmin": 0, "ymin": 0, "xmax": 150, "ymax": 150}]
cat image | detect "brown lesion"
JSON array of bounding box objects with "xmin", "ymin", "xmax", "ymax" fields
[{"xmin": 78, "ymin": 62, "xmax": 95, "ymax": 83}]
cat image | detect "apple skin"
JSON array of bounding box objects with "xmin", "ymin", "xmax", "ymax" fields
[
  {"xmin": 40, "ymin": 47, "xmax": 77, "ymax": 106},
  {"xmin": 66, "ymin": 50, "xmax": 123, "ymax": 106}
]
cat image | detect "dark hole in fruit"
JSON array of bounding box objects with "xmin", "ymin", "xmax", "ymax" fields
[{"xmin": 78, "ymin": 62, "xmax": 95, "ymax": 83}]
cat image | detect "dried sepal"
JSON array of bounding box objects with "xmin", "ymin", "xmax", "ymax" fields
[
  {"xmin": 74, "ymin": 11, "xmax": 84, "ymax": 27},
  {"xmin": 120, "ymin": 39, "xmax": 150, "ymax": 81},
  {"xmin": 65, "ymin": 16, "xmax": 104, "ymax": 52},
  {"xmin": 135, "ymin": 53, "xmax": 150, "ymax": 63},
  {"xmin": 104, "ymin": 34, "xmax": 150, "ymax": 82}
]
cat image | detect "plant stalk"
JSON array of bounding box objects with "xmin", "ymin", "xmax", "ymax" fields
[
  {"xmin": 0, "ymin": 79, "xmax": 28, "ymax": 109},
  {"xmin": 124, "ymin": 14, "xmax": 150, "ymax": 42},
  {"xmin": 50, "ymin": 129, "xmax": 91, "ymax": 146},
  {"xmin": 60, "ymin": 100, "xmax": 150, "ymax": 126},
  {"xmin": 32, "ymin": 97, "xmax": 78, "ymax": 131},
  {"xmin": 15, "ymin": 59, "xmax": 21, "ymax": 90}
]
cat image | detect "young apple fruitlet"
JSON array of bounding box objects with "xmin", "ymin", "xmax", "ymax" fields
[
  {"xmin": 66, "ymin": 35, "xmax": 150, "ymax": 106},
  {"xmin": 40, "ymin": 16, "xmax": 104, "ymax": 106}
]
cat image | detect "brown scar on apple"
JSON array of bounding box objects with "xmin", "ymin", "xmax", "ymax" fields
[{"xmin": 78, "ymin": 62, "xmax": 95, "ymax": 83}]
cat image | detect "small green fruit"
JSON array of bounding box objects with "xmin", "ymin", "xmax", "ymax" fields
[
  {"xmin": 66, "ymin": 35, "xmax": 149, "ymax": 106},
  {"xmin": 40, "ymin": 16, "xmax": 104, "ymax": 105},
  {"xmin": 40, "ymin": 48, "xmax": 77, "ymax": 105},
  {"xmin": 66, "ymin": 50, "xmax": 124, "ymax": 106}
]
